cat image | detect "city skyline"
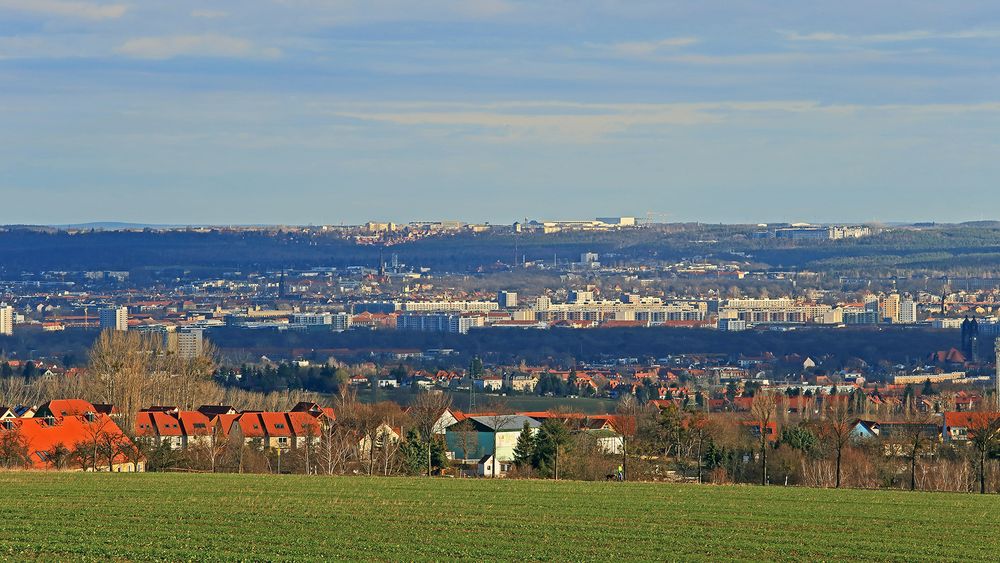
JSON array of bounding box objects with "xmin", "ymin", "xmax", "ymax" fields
[{"xmin": 2, "ymin": 1, "xmax": 1000, "ymax": 224}]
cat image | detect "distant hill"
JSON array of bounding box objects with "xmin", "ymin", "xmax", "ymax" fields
[
  {"xmin": 959, "ymin": 220, "xmax": 1000, "ymax": 228},
  {"xmin": 50, "ymin": 222, "xmax": 195, "ymax": 230}
]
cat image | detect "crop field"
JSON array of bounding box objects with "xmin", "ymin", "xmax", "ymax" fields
[{"xmin": 0, "ymin": 473, "xmax": 998, "ymax": 561}]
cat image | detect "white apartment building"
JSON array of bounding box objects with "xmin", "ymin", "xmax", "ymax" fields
[
  {"xmin": 533, "ymin": 297, "xmax": 707, "ymax": 323},
  {"xmin": 99, "ymin": 306, "xmax": 128, "ymax": 331},
  {"xmin": 0, "ymin": 305, "xmax": 12, "ymax": 336},
  {"xmin": 397, "ymin": 313, "xmax": 485, "ymax": 334},
  {"xmin": 719, "ymin": 298, "xmax": 839, "ymax": 324},
  {"xmin": 176, "ymin": 329, "xmax": 204, "ymax": 360},
  {"xmin": 898, "ymin": 299, "xmax": 918, "ymax": 324},
  {"xmin": 399, "ymin": 300, "xmax": 499, "ymax": 313},
  {"xmin": 497, "ymin": 291, "xmax": 518, "ymax": 309}
]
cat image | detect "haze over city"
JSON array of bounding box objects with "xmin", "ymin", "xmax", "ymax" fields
[
  {"xmin": 3, "ymin": 3, "xmax": 1000, "ymax": 560},
  {"xmin": 3, "ymin": 0, "xmax": 1000, "ymax": 225}
]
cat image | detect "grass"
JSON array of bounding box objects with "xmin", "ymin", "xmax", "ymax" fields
[{"xmin": 1, "ymin": 473, "xmax": 998, "ymax": 561}]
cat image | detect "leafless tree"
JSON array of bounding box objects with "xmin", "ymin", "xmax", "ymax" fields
[
  {"xmin": 966, "ymin": 413, "xmax": 1000, "ymax": 494},
  {"xmin": 750, "ymin": 391, "xmax": 778, "ymax": 486},
  {"xmin": 614, "ymin": 395, "xmax": 643, "ymax": 482},
  {"xmin": 821, "ymin": 400, "xmax": 855, "ymax": 488},
  {"xmin": 408, "ymin": 392, "xmax": 452, "ymax": 476},
  {"xmin": 0, "ymin": 429, "xmax": 30, "ymax": 469}
]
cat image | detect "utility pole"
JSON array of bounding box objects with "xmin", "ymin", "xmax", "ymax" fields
[{"xmin": 995, "ymin": 339, "xmax": 999, "ymax": 411}]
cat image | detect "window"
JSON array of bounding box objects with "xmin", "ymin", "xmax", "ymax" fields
[
  {"xmin": 275, "ymin": 423, "xmax": 285, "ymax": 429},
  {"xmin": 278, "ymin": 437, "xmax": 289, "ymax": 445},
  {"xmin": 193, "ymin": 423, "xmax": 206, "ymax": 429}
]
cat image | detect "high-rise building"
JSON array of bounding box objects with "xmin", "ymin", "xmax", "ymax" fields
[
  {"xmin": 881, "ymin": 293, "xmax": 901, "ymax": 324},
  {"xmin": 176, "ymin": 329, "xmax": 204, "ymax": 360},
  {"xmin": 0, "ymin": 305, "xmax": 12, "ymax": 336},
  {"xmin": 99, "ymin": 306, "xmax": 129, "ymax": 331},
  {"xmin": 898, "ymin": 299, "xmax": 918, "ymax": 324},
  {"xmin": 332, "ymin": 312, "xmax": 352, "ymax": 331},
  {"xmin": 497, "ymin": 291, "xmax": 518, "ymax": 309}
]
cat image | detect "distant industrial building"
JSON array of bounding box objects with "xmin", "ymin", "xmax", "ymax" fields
[{"xmin": 774, "ymin": 225, "xmax": 871, "ymax": 241}]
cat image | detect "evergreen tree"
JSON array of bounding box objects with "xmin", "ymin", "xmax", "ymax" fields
[
  {"xmin": 532, "ymin": 419, "xmax": 571, "ymax": 479},
  {"xmin": 469, "ymin": 357, "xmax": 484, "ymax": 379},
  {"xmin": 921, "ymin": 378, "xmax": 937, "ymax": 396},
  {"xmin": 512, "ymin": 421, "xmax": 535, "ymax": 468},
  {"xmin": 781, "ymin": 425, "xmax": 818, "ymax": 456}
]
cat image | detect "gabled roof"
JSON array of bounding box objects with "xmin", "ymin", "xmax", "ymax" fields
[
  {"xmin": 260, "ymin": 412, "xmax": 293, "ymax": 437},
  {"xmin": 215, "ymin": 414, "xmax": 239, "ymax": 437},
  {"xmin": 198, "ymin": 405, "xmax": 237, "ymax": 417},
  {"xmin": 233, "ymin": 413, "xmax": 266, "ymax": 438},
  {"xmin": 943, "ymin": 411, "xmax": 1000, "ymax": 429},
  {"xmin": 177, "ymin": 411, "xmax": 212, "ymax": 436},
  {"xmin": 467, "ymin": 415, "xmax": 541, "ymax": 432},
  {"xmin": 287, "ymin": 412, "xmax": 322, "ymax": 436},
  {"xmin": 3, "ymin": 413, "xmax": 137, "ymax": 469},
  {"xmin": 36, "ymin": 399, "xmax": 96, "ymax": 418},
  {"xmin": 135, "ymin": 411, "xmax": 184, "ymax": 437}
]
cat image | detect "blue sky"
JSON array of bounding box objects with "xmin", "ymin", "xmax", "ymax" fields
[{"xmin": 1, "ymin": 1, "xmax": 999, "ymax": 225}]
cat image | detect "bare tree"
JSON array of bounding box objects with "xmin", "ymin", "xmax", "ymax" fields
[
  {"xmin": 451, "ymin": 419, "xmax": 480, "ymax": 475},
  {"xmin": 88, "ymin": 330, "xmax": 159, "ymax": 434},
  {"xmin": 966, "ymin": 413, "xmax": 1000, "ymax": 494},
  {"xmin": 614, "ymin": 396, "xmax": 643, "ymax": 482},
  {"xmin": 750, "ymin": 391, "xmax": 778, "ymax": 486},
  {"xmin": 409, "ymin": 392, "xmax": 452, "ymax": 476},
  {"xmin": 891, "ymin": 411, "xmax": 937, "ymax": 491},
  {"xmin": 821, "ymin": 400, "xmax": 855, "ymax": 488},
  {"xmin": 0, "ymin": 429, "xmax": 30, "ymax": 469}
]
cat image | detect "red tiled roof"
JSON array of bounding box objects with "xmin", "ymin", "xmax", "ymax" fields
[
  {"xmin": 38, "ymin": 399, "xmax": 96, "ymax": 418},
  {"xmin": 943, "ymin": 411, "xmax": 1000, "ymax": 429},
  {"xmin": 3, "ymin": 413, "xmax": 136, "ymax": 469}
]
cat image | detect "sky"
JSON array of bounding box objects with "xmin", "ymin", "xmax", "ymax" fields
[{"xmin": 1, "ymin": 1, "xmax": 999, "ymax": 225}]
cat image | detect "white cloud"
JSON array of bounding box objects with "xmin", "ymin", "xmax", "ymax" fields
[
  {"xmin": 0, "ymin": 0, "xmax": 127, "ymax": 20},
  {"xmin": 593, "ymin": 37, "xmax": 698, "ymax": 58},
  {"xmin": 331, "ymin": 100, "xmax": 1000, "ymax": 142},
  {"xmin": 117, "ymin": 35, "xmax": 280, "ymax": 60},
  {"xmin": 191, "ymin": 9, "xmax": 228, "ymax": 19},
  {"xmin": 782, "ymin": 28, "xmax": 1000, "ymax": 43}
]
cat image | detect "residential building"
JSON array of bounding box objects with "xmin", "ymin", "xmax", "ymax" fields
[
  {"xmin": 719, "ymin": 298, "xmax": 838, "ymax": 325},
  {"xmin": 397, "ymin": 313, "xmax": 484, "ymax": 334},
  {"xmin": 898, "ymin": 299, "xmax": 918, "ymax": 324},
  {"xmin": 3, "ymin": 399, "xmax": 143, "ymax": 471},
  {"xmin": 445, "ymin": 415, "xmax": 541, "ymax": 465},
  {"xmin": 0, "ymin": 305, "xmax": 12, "ymax": 336},
  {"xmin": 99, "ymin": 306, "xmax": 128, "ymax": 331},
  {"xmin": 176, "ymin": 328, "xmax": 204, "ymax": 359},
  {"xmin": 497, "ymin": 291, "xmax": 518, "ymax": 309},
  {"xmin": 881, "ymin": 294, "xmax": 901, "ymax": 324}
]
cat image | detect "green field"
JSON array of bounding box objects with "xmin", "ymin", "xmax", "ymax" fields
[{"xmin": 1, "ymin": 473, "xmax": 998, "ymax": 561}]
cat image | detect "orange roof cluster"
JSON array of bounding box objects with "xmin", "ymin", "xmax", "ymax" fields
[
  {"xmin": 137, "ymin": 402, "xmax": 333, "ymax": 440},
  {"xmin": 1, "ymin": 399, "xmax": 137, "ymax": 470}
]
